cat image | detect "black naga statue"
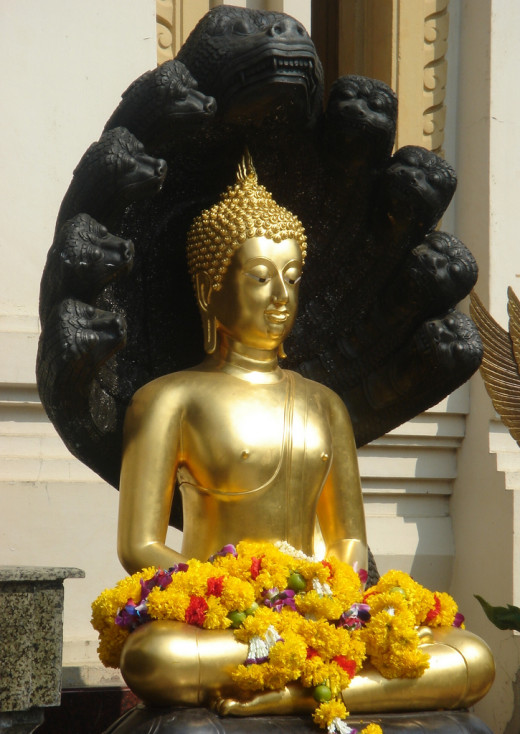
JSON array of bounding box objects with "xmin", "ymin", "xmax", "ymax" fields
[{"xmin": 37, "ymin": 6, "xmax": 481, "ymax": 528}]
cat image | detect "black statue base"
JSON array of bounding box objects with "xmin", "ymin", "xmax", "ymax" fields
[{"xmin": 103, "ymin": 705, "xmax": 492, "ymax": 734}]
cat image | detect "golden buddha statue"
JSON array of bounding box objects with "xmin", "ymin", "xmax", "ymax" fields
[{"xmin": 116, "ymin": 155, "xmax": 494, "ymax": 715}]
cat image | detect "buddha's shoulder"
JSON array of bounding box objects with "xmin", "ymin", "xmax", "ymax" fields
[
  {"xmin": 292, "ymin": 370, "xmax": 346, "ymax": 406},
  {"xmin": 129, "ymin": 369, "xmax": 231, "ymax": 405}
]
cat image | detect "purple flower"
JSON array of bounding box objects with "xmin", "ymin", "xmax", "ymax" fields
[
  {"xmin": 336, "ymin": 603, "xmax": 371, "ymax": 630},
  {"xmin": 140, "ymin": 569, "xmax": 174, "ymax": 599},
  {"xmin": 262, "ymin": 587, "xmax": 297, "ymax": 612},
  {"xmin": 115, "ymin": 599, "xmax": 150, "ymax": 630},
  {"xmin": 209, "ymin": 544, "xmax": 238, "ymax": 562},
  {"xmin": 453, "ymin": 612, "xmax": 465, "ymax": 628}
]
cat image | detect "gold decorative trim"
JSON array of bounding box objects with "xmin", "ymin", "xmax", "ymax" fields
[
  {"xmin": 156, "ymin": 0, "xmax": 175, "ymax": 66},
  {"xmin": 156, "ymin": 0, "xmax": 223, "ymax": 65},
  {"xmin": 422, "ymin": 0, "xmax": 449, "ymax": 155},
  {"xmin": 394, "ymin": 0, "xmax": 450, "ymax": 153},
  {"xmin": 321, "ymin": 0, "xmax": 450, "ymax": 154}
]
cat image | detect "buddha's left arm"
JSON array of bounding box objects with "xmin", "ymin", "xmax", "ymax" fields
[{"xmin": 316, "ymin": 391, "xmax": 368, "ymax": 572}]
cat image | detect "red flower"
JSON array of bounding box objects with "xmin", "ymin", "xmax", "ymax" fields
[
  {"xmin": 206, "ymin": 576, "xmax": 224, "ymax": 597},
  {"xmin": 357, "ymin": 568, "xmax": 368, "ymax": 584},
  {"xmin": 185, "ymin": 596, "xmax": 209, "ymax": 626},
  {"xmin": 333, "ymin": 655, "xmax": 357, "ymax": 678},
  {"xmin": 250, "ymin": 556, "xmax": 263, "ymax": 580},
  {"xmin": 425, "ymin": 594, "xmax": 441, "ymax": 624},
  {"xmin": 306, "ymin": 646, "xmax": 319, "ymax": 659}
]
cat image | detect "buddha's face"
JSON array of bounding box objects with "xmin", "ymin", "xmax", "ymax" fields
[{"xmin": 207, "ymin": 236, "xmax": 302, "ymax": 351}]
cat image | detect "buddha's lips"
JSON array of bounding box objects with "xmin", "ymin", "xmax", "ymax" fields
[{"xmin": 265, "ymin": 310, "xmax": 289, "ymax": 323}]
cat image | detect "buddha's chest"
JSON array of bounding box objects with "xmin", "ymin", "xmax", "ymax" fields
[{"xmin": 181, "ymin": 377, "xmax": 332, "ymax": 495}]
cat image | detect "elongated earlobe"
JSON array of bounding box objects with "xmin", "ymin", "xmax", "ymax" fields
[
  {"xmin": 278, "ymin": 342, "xmax": 287, "ymax": 359},
  {"xmin": 196, "ymin": 273, "xmax": 217, "ymax": 354},
  {"xmin": 203, "ymin": 313, "xmax": 217, "ymax": 354}
]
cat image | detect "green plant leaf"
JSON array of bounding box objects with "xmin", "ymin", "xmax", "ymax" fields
[{"xmin": 475, "ymin": 595, "xmax": 520, "ymax": 631}]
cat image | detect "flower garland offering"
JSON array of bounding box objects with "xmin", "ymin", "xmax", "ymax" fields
[{"xmin": 92, "ymin": 541, "xmax": 463, "ymax": 734}]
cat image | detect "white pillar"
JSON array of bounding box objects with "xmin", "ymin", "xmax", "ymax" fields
[{"xmin": 450, "ymin": 1, "xmax": 520, "ymax": 730}]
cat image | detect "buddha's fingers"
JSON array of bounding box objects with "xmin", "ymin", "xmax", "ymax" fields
[{"xmin": 215, "ymin": 685, "xmax": 316, "ymax": 717}]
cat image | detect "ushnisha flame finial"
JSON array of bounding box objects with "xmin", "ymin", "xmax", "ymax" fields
[
  {"xmin": 186, "ymin": 151, "xmax": 307, "ymax": 292},
  {"xmin": 236, "ymin": 148, "xmax": 256, "ymax": 184}
]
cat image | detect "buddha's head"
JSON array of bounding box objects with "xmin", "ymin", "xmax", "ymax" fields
[{"xmin": 187, "ymin": 153, "xmax": 307, "ymax": 354}]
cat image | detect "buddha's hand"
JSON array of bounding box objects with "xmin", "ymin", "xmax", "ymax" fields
[{"xmin": 214, "ymin": 684, "xmax": 316, "ymax": 717}]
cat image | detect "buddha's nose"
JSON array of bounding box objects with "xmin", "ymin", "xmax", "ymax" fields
[
  {"xmin": 272, "ymin": 275, "xmax": 289, "ymax": 303},
  {"xmin": 268, "ymin": 17, "xmax": 307, "ymax": 39}
]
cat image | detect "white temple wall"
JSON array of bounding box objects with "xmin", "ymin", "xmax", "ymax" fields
[{"xmin": 0, "ymin": 0, "xmax": 160, "ymax": 686}]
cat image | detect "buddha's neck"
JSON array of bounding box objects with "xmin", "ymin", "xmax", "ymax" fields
[{"xmin": 207, "ymin": 335, "xmax": 284, "ymax": 384}]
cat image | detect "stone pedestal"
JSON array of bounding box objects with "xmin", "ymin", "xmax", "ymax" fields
[
  {"xmin": 0, "ymin": 566, "xmax": 85, "ymax": 733},
  {"xmin": 102, "ymin": 706, "xmax": 493, "ymax": 734}
]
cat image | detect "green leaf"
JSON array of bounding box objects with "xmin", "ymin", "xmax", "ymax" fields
[{"xmin": 474, "ymin": 595, "xmax": 520, "ymax": 631}]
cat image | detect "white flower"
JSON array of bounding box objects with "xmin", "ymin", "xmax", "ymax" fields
[
  {"xmin": 248, "ymin": 635, "xmax": 269, "ymax": 661},
  {"xmin": 312, "ymin": 578, "xmax": 333, "ymax": 597},
  {"xmin": 247, "ymin": 624, "xmax": 282, "ymax": 662},
  {"xmin": 328, "ymin": 717, "xmax": 356, "ymax": 734},
  {"xmin": 275, "ymin": 540, "xmax": 317, "ymax": 562},
  {"xmin": 264, "ymin": 624, "xmax": 282, "ymax": 649}
]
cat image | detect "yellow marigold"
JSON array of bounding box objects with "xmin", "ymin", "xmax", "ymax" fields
[
  {"xmin": 295, "ymin": 590, "xmax": 344, "ymax": 621},
  {"xmin": 302, "ymin": 618, "xmax": 351, "ymax": 658},
  {"xmin": 219, "ymin": 575, "xmax": 256, "ymax": 612},
  {"xmin": 362, "ymin": 611, "xmax": 407, "ymax": 656},
  {"xmin": 428, "ymin": 591, "xmax": 458, "ymax": 627},
  {"xmin": 203, "ymin": 595, "xmax": 232, "ymax": 630},
  {"xmin": 276, "ymin": 606, "xmax": 308, "ymax": 636},
  {"xmin": 146, "ymin": 586, "xmax": 190, "ymax": 621},
  {"xmin": 360, "ymin": 726, "xmax": 383, "ymax": 734},
  {"xmin": 300, "ymin": 656, "xmax": 332, "ymax": 688},
  {"xmin": 231, "ymin": 662, "xmax": 268, "ymax": 691},
  {"xmin": 214, "ymin": 541, "xmax": 292, "ymax": 595},
  {"xmin": 91, "ymin": 591, "xmax": 120, "ymax": 631},
  {"xmin": 268, "ymin": 633, "xmax": 307, "ymax": 678},
  {"xmin": 362, "ymin": 609, "xmax": 429, "ymax": 679},
  {"xmin": 370, "ymin": 644, "xmax": 430, "ymax": 679},
  {"xmin": 346, "ymin": 630, "xmax": 367, "ymax": 669},
  {"xmin": 368, "ymin": 570, "xmax": 435, "ymax": 625},
  {"xmin": 294, "ymin": 558, "xmax": 331, "ymax": 585},
  {"xmin": 322, "ymin": 660, "xmax": 352, "ymax": 694},
  {"xmin": 261, "ymin": 661, "xmax": 296, "ymax": 690},
  {"xmin": 312, "ymin": 699, "xmax": 348, "ymax": 729},
  {"xmin": 328, "ymin": 560, "xmax": 364, "ymax": 608},
  {"xmin": 97, "ymin": 625, "xmax": 129, "ymax": 668},
  {"xmin": 233, "ymin": 605, "xmax": 278, "ymax": 643},
  {"xmin": 174, "ymin": 560, "xmax": 217, "ymax": 596},
  {"xmin": 91, "ymin": 566, "xmax": 158, "ymax": 631}
]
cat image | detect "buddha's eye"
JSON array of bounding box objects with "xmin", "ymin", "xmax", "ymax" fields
[
  {"xmin": 244, "ymin": 265, "xmax": 271, "ymax": 283},
  {"xmin": 284, "ymin": 267, "xmax": 302, "ymax": 285}
]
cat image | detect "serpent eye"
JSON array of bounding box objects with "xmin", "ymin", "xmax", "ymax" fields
[
  {"xmin": 232, "ymin": 18, "xmax": 251, "ymax": 35},
  {"xmin": 124, "ymin": 157, "xmax": 138, "ymax": 172},
  {"xmin": 342, "ymin": 87, "xmax": 358, "ymax": 101},
  {"xmin": 370, "ymin": 95, "xmax": 385, "ymax": 111}
]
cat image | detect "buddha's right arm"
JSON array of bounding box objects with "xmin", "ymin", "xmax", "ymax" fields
[{"xmin": 117, "ymin": 380, "xmax": 188, "ymax": 574}]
